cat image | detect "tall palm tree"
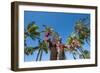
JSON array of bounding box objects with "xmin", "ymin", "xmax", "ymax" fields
[
  {"xmin": 65, "ymin": 18, "xmax": 90, "ymax": 59},
  {"xmin": 42, "ymin": 25, "xmax": 66, "ymax": 60},
  {"xmin": 24, "ymin": 22, "xmax": 48, "ymax": 61},
  {"xmin": 24, "ymin": 21, "xmax": 40, "ymax": 55},
  {"xmin": 42, "ymin": 25, "xmax": 58, "ymax": 60},
  {"xmin": 74, "ymin": 18, "xmax": 90, "ymax": 59}
]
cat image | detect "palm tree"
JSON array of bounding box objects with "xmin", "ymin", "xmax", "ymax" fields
[
  {"xmin": 24, "ymin": 22, "xmax": 48, "ymax": 61},
  {"xmin": 42, "ymin": 25, "xmax": 58, "ymax": 60},
  {"xmin": 74, "ymin": 18, "xmax": 90, "ymax": 59},
  {"xmin": 42, "ymin": 25, "xmax": 66, "ymax": 60},
  {"xmin": 65, "ymin": 18, "xmax": 90, "ymax": 59}
]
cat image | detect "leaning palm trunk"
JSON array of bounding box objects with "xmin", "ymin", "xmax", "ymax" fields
[
  {"xmin": 72, "ymin": 53, "xmax": 76, "ymax": 59},
  {"xmin": 39, "ymin": 49, "xmax": 43, "ymax": 61},
  {"xmin": 36, "ymin": 49, "xmax": 41, "ymax": 61}
]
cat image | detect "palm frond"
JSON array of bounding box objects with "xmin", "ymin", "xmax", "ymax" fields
[{"xmin": 24, "ymin": 46, "xmax": 39, "ymax": 55}]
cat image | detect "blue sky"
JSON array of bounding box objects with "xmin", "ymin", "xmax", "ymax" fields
[{"xmin": 24, "ymin": 11, "xmax": 90, "ymax": 61}]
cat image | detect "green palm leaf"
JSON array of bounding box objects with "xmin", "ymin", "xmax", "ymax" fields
[
  {"xmin": 24, "ymin": 47, "xmax": 39, "ymax": 55},
  {"xmin": 27, "ymin": 21, "xmax": 40, "ymax": 40}
]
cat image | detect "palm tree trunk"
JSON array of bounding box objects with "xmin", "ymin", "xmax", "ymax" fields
[
  {"xmin": 50, "ymin": 47, "xmax": 57, "ymax": 60},
  {"xmin": 39, "ymin": 49, "xmax": 43, "ymax": 61},
  {"xmin": 72, "ymin": 53, "xmax": 76, "ymax": 59},
  {"xmin": 59, "ymin": 50, "xmax": 66, "ymax": 60},
  {"xmin": 48, "ymin": 40, "xmax": 58, "ymax": 60},
  {"xmin": 36, "ymin": 48, "xmax": 41, "ymax": 61}
]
